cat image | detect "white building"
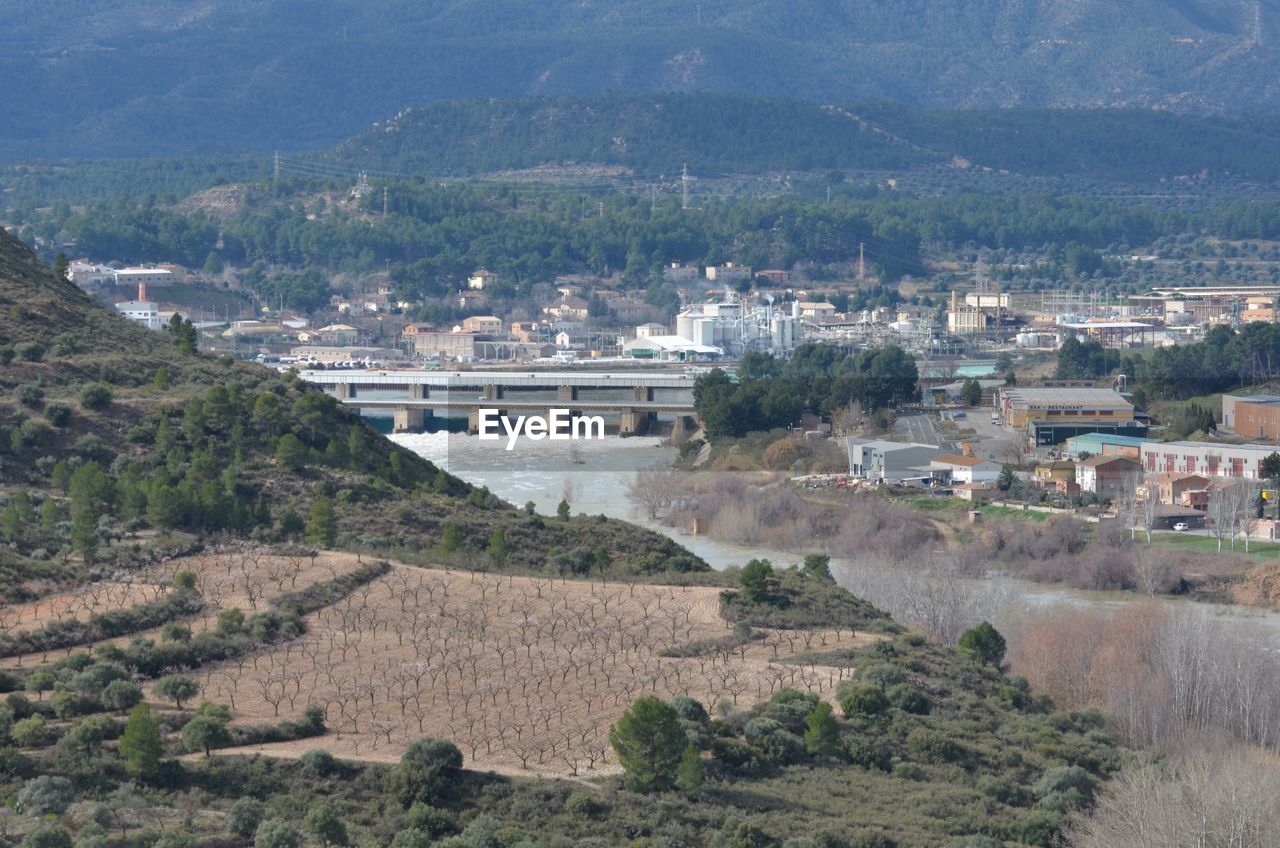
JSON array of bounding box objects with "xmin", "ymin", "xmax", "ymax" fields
[
  {"xmin": 705, "ymin": 263, "xmax": 752, "ymax": 283},
  {"xmin": 674, "ymin": 295, "xmax": 801, "ymax": 356},
  {"xmin": 1139, "ymin": 440, "xmax": 1280, "ymax": 480},
  {"xmin": 113, "ymin": 267, "xmax": 174, "ymax": 288},
  {"xmin": 845, "ymin": 439, "xmax": 943, "ymax": 483},
  {"xmin": 621, "ymin": 334, "xmax": 722, "ymax": 362},
  {"xmin": 928, "ymin": 454, "xmax": 1002, "ymax": 484},
  {"xmin": 115, "ymin": 299, "xmax": 163, "ymax": 330}
]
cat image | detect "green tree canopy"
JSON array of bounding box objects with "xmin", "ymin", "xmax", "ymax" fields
[{"xmin": 609, "ymin": 696, "xmax": 687, "ymax": 793}]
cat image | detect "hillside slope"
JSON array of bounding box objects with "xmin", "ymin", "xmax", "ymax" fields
[
  {"xmin": 0, "ymin": 228, "xmax": 706, "ymax": 584},
  {"xmin": 2, "ymin": 0, "xmax": 1280, "ymax": 160}
]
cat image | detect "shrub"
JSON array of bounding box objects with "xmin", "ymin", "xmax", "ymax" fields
[
  {"xmin": 1010, "ymin": 808, "xmax": 1063, "ymax": 846},
  {"xmin": 299, "ymin": 747, "xmax": 339, "ymax": 777},
  {"xmin": 1033, "ymin": 765, "xmax": 1097, "ymax": 802},
  {"xmin": 78, "ymin": 383, "xmax": 113, "ymax": 410},
  {"xmin": 228, "ymin": 799, "xmax": 266, "ymax": 839},
  {"xmin": 405, "ymin": 803, "xmax": 458, "ymax": 840},
  {"xmin": 44, "ymin": 403, "xmax": 71, "ymax": 427},
  {"xmin": 958, "ymin": 622, "xmax": 1007, "ymax": 667},
  {"xmin": 843, "ymin": 736, "xmax": 892, "ymax": 771},
  {"xmin": 386, "ymin": 737, "xmax": 464, "ymax": 807},
  {"xmin": 857, "ymin": 663, "xmax": 906, "ymax": 689},
  {"xmin": 743, "ymin": 717, "xmax": 804, "ymax": 765},
  {"xmin": 905, "ymin": 729, "xmax": 968, "ymax": 765},
  {"xmin": 254, "ymin": 819, "xmax": 300, "ymax": 848},
  {"xmin": 891, "ymin": 762, "xmax": 925, "ymax": 781},
  {"xmin": 12, "ymin": 715, "xmax": 49, "ymax": 747},
  {"xmin": 838, "ymin": 683, "xmax": 888, "ymax": 718},
  {"xmin": 886, "ymin": 684, "xmax": 930, "ymax": 715},
  {"xmin": 17, "ymin": 775, "xmax": 75, "ymax": 814},
  {"xmin": 16, "ymin": 385, "xmax": 44, "ymax": 409},
  {"xmin": 21, "ymin": 826, "xmax": 72, "ymax": 848},
  {"xmin": 670, "ymin": 696, "xmax": 709, "ymax": 724},
  {"xmin": 16, "ymin": 342, "xmax": 44, "ymax": 362}
]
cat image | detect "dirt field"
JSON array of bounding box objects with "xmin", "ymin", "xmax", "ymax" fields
[{"xmin": 11, "ymin": 549, "xmax": 878, "ymax": 777}]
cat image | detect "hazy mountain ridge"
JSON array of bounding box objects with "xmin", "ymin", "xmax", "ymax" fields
[{"xmin": 2, "ymin": 0, "xmax": 1279, "ymax": 160}]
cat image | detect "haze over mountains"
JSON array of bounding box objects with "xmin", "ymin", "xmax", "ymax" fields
[{"xmin": 4, "ymin": 0, "xmax": 1280, "ymax": 161}]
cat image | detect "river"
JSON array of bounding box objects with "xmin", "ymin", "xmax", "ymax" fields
[{"xmin": 391, "ymin": 433, "xmax": 1280, "ymax": 635}]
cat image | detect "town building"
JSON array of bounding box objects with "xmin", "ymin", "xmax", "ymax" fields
[
  {"xmin": 1139, "ymin": 473, "xmax": 1211, "ymax": 507},
  {"xmin": 1063, "ymin": 432, "xmax": 1148, "ymax": 459},
  {"xmin": 301, "ymin": 324, "xmax": 362, "ymax": 346},
  {"xmin": 544, "ymin": 297, "xmax": 590, "ymax": 320},
  {"xmin": 1034, "ymin": 460, "xmax": 1077, "ymax": 486},
  {"xmin": 1222, "ymin": 394, "xmax": 1280, "ymax": 439},
  {"xmin": 928, "ymin": 453, "xmax": 1002, "ymax": 484},
  {"xmin": 459, "ymin": 315, "xmax": 503, "ymax": 335},
  {"xmin": 114, "ymin": 297, "xmax": 163, "ymax": 330},
  {"xmin": 1075, "ymin": 456, "xmax": 1142, "ymax": 497},
  {"xmin": 1139, "ymin": 440, "xmax": 1280, "ymax": 480},
  {"xmin": 662, "ymin": 263, "xmax": 700, "ymax": 283},
  {"xmin": 795, "ymin": 301, "xmax": 837, "ymax": 321},
  {"xmin": 756, "ymin": 269, "xmax": 791, "ymax": 286},
  {"xmin": 509, "ymin": 322, "xmax": 551, "ymax": 343},
  {"xmin": 705, "ymin": 263, "xmax": 752, "ymax": 283},
  {"xmin": 467, "ymin": 270, "xmax": 497, "ymax": 290},
  {"xmin": 113, "ymin": 266, "xmax": 175, "ymax": 288},
  {"xmin": 289, "ymin": 346, "xmax": 404, "ymax": 365},
  {"xmin": 996, "ymin": 387, "xmax": 1136, "ymax": 429},
  {"xmin": 621, "ymin": 335, "xmax": 722, "ymax": 362},
  {"xmin": 845, "ymin": 439, "xmax": 943, "ymax": 483}
]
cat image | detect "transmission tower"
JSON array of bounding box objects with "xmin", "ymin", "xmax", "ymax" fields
[
  {"xmin": 682, "ymin": 163, "xmax": 694, "ymax": 210},
  {"xmin": 273, "ymin": 150, "xmax": 280, "ymax": 182},
  {"xmin": 857, "ymin": 242, "xmax": 866, "ymax": 281}
]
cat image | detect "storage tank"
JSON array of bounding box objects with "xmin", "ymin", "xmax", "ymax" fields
[
  {"xmin": 889, "ymin": 320, "xmax": 916, "ymax": 334},
  {"xmin": 676, "ymin": 311, "xmax": 697, "ymax": 340},
  {"xmin": 693, "ymin": 318, "xmax": 717, "ymax": 347}
]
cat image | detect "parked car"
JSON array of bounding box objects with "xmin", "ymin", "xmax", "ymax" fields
[{"xmin": 1173, "ymin": 522, "xmax": 1190, "ymax": 532}]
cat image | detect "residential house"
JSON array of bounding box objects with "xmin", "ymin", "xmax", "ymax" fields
[
  {"xmin": 468, "ymin": 270, "xmax": 497, "ymax": 290},
  {"xmin": 1141, "ymin": 473, "xmax": 1211, "ymax": 506},
  {"xmin": 929, "ymin": 453, "xmax": 1002, "ymax": 484},
  {"xmin": 756, "ymin": 269, "xmax": 791, "ymax": 286},
  {"xmin": 510, "ymin": 321, "xmax": 551, "ymax": 343},
  {"xmin": 460, "ymin": 315, "xmax": 503, "ymax": 335},
  {"xmin": 1075, "ymin": 456, "xmax": 1142, "ymax": 497},
  {"xmin": 544, "ymin": 297, "xmax": 590, "ymax": 320},
  {"xmin": 1034, "ymin": 460, "xmax": 1077, "ymax": 487},
  {"xmin": 705, "ymin": 263, "xmax": 752, "ymax": 283},
  {"xmin": 662, "ymin": 263, "xmax": 700, "ymax": 283},
  {"xmin": 315, "ymin": 324, "xmax": 361, "ymax": 345}
]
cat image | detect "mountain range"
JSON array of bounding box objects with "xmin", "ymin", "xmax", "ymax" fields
[{"xmin": 4, "ymin": 0, "xmax": 1280, "ymax": 161}]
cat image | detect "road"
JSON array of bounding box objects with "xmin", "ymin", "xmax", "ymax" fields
[{"xmin": 895, "ymin": 413, "xmax": 954, "ymax": 450}]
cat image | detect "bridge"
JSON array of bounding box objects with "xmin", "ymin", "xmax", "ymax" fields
[{"xmin": 300, "ymin": 369, "xmax": 699, "ymax": 434}]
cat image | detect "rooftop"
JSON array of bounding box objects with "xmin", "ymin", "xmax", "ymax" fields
[
  {"xmin": 1078, "ymin": 455, "xmax": 1141, "ymax": 468},
  {"xmin": 1066, "ymin": 433, "xmax": 1150, "ymax": 447},
  {"xmin": 933, "ymin": 454, "xmax": 994, "ymax": 467},
  {"xmin": 1001, "ymin": 387, "xmax": 1131, "ymax": 406}
]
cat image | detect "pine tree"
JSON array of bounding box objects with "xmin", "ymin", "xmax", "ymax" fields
[
  {"xmin": 676, "ymin": 743, "xmax": 704, "ymax": 797},
  {"xmin": 119, "ymin": 703, "xmax": 163, "ymax": 779},
  {"xmin": 556, "ymin": 500, "xmax": 571, "ymax": 521},
  {"xmin": 71, "ymin": 505, "xmax": 98, "ymax": 563},
  {"xmin": 305, "ymin": 496, "xmax": 337, "ymax": 547},
  {"xmin": 487, "ymin": 528, "xmax": 509, "ymax": 567},
  {"xmin": 439, "ymin": 521, "xmax": 461, "ymax": 555},
  {"xmin": 803, "ymin": 701, "xmax": 840, "ymax": 758},
  {"xmin": 609, "ymin": 697, "xmax": 686, "ymax": 793}
]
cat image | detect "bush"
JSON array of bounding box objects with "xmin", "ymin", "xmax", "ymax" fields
[
  {"xmin": 16, "ymin": 385, "xmax": 44, "ymax": 409},
  {"xmin": 386, "ymin": 737, "xmax": 464, "ymax": 807},
  {"xmin": 405, "ymin": 804, "xmax": 458, "ymax": 840},
  {"xmin": 45, "ymin": 403, "xmax": 71, "ymax": 427},
  {"xmin": 79, "ymin": 383, "xmax": 113, "ymax": 410},
  {"xmin": 857, "ymin": 663, "xmax": 906, "ymax": 689},
  {"xmin": 905, "ymin": 729, "xmax": 968, "ymax": 765},
  {"xmin": 838, "ymin": 683, "xmax": 888, "ymax": 718},
  {"xmin": 16, "ymin": 342, "xmax": 44, "ymax": 362},
  {"xmin": 228, "ymin": 799, "xmax": 266, "ymax": 839},
  {"xmin": 254, "ymin": 819, "xmax": 300, "ymax": 848},
  {"xmin": 1034, "ymin": 765, "xmax": 1097, "ymax": 803},
  {"xmin": 891, "ymin": 762, "xmax": 925, "ymax": 781},
  {"xmin": 1010, "ymin": 808, "xmax": 1063, "ymax": 846},
  {"xmin": 17, "ymin": 775, "xmax": 75, "ymax": 814},
  {"xmin": 743, "ymin": 717, "xmax": 805, "ymax": 765},
  {"xmin": 886, "ymin": 684, "xmax": 930, "ymax": 715},
  {"xmin": 12, "ymin": 715, "xmax": 49, "ymax": 747},
  {"xmin": 21, "ymin": 826, "xmax": 72, "ymax": 848}
]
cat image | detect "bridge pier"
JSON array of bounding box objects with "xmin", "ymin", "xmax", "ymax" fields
[
  {"xmin": 633, "ymin": 386, "xmax": 655, "ymax": 402},
  {"xmin": 393, "ymin": 406, "xmax": 425, "ymax": 433},
  {"xmin": 483, "ymin": 385, "xmax": 505, "ymax": 401},
  {"xmin": 468, "ymin": 408, "xmax": 509, "ymax": 434},
  {"xmin": 335, "ymin": 383, "xmax": 352, "ymax": 400},
  {"xmin": 619, "ymin": 409, "xmax": 652, "ymax": 436},
  {"xmin": 409, "ymin": 384, "xmax": 428, "ymax": 400},
  {"xmin": 557, "ymin": 385, "xmax": 579, "ymax": 401},
  {"xmin": 671, "ymin": 414, "xmax": 698, "ymax": 441}
]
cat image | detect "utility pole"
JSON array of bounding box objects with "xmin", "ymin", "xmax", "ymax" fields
[
  {"xmin": 857, "ymin": 242, "xmax": 866, "ymax": 281},
  {"xmin": 383, "ymin": 186, "xmax": 389, "ymax": 218},
  {"xmin": 273, "ymin": 150, "xmax": 280, "ymax": 183}
]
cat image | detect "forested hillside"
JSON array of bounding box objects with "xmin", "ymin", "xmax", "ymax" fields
[
  {"xmin": 3, "ymin": 0, "xmax": 1280, "ymax": 160},
  {"xmin": 0, "ymin": 229, "xmax": 704, "ymax": 579}
]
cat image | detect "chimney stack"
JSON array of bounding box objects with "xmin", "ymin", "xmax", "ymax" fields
[{"xmin": 138, "ymin": 281, "xmax": 146, "ymax": 302}]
